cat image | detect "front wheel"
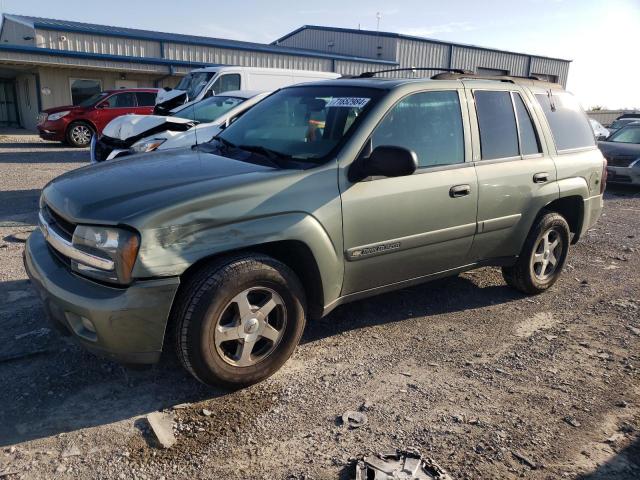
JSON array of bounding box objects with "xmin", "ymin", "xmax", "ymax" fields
[
  {"xmin": 173, "ymin": 254, "xmax": 307, "ymax": 388},
  {"xmin": 502, "ymin": 211, "xmax": 570, "ymax": 294},
  {"xmin": 66, "ymin": 122, "xmax": 94, "ymax": 148}
]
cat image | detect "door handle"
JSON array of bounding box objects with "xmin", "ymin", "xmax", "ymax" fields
[
  {"xmin": 533, "ymin": 172, "xmax": 550, "ymax": 183},
  {"xmin": 449, "ymin": 184, "xmax": 471, "ymax": 198}
]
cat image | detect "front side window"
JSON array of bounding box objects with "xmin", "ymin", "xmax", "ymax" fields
[
  {"xmin": 78, "ymin": 92, "xmax": 108, "ymax": 107},
  {"xmin": 210, "ymin": 74, "xmax": 241, "ymax": 95},
  {"xmin": 475, "ymin": 90, "xmax": 519, "ymax": 160},
  {"xmin": 104, "ymin": 92, "xmax": 136, "ymax": 108},
  {"xmin": 175, "ymin": 71, "xmax": 215, "ymax": 100},
  {"xmin": 173, "ymin": 96, "xmax": 246, "ymax": 123},
  {"xmin": 535, "ymin": 92, "xmax": 595, "ymax": 151},
  {"xmin": 608, "ymin": 125, "xmax": 640, "ymax": 144},
  {"xmin": 371, "ymin": 90, "xmax": 464, "ymax": 168},
  {"xmin": 70, "ymin": 78, "xmax": 102, "ymax": 105},
  {"xmin": 217, "ymin": 86, "xmax": 383, "ymax": 163}
]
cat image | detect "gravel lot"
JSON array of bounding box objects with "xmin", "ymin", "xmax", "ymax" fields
[{"xmin": 0, "ymin": 132, "xmax": 638, "ymax": 480}]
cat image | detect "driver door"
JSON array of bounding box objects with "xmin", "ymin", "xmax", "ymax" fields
[{"xmin": 340, "ymin": 89, "xmax": 478, "ymax": 295}]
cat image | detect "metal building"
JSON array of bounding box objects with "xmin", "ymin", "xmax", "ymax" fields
[
  {"xmin": 0, "ymin": 14, "xmax": 570, "ymax": 130},
  {"xmin": 274, "ymin": 25, "xmax": 570, "ymax": 84}
]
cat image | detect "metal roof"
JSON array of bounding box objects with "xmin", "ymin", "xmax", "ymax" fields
[
  {"xmin": 273, "ymin": 25, "xmax": 572, "ymax": 63},
  {"xmin": 1, "ymin": 14, "xmax": 397, "ymax": 65}
]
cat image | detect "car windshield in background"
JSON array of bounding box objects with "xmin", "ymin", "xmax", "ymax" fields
[
  {"xmin": 608, "ymin": 125, "xmax": 640, "ymax": 144},
  {"xmin": 175, "ymin": 72, "xmax": 215, "ymax": 100},
  {"xmin": 172, "ymin": 96, "xmax": 246, "ymax": 123},
  {"xmin": 215, "ymin": 86, "xmax": 383, "ymax": 163},
  {"xmin": 610, "ymin": 119, "xmax": 638, "ymax": 130},
  {"xmin": 78, "ymin": 92, "xmax": 108, "ymax": 107}
]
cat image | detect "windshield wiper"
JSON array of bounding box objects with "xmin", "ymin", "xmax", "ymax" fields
[
  {"xmin": 237, "ymin": 144, "xmax": 291, "ymax": 167},
  {"xmin": 214, "ymin": 137, "xmax": 237, "ymax": 149}
]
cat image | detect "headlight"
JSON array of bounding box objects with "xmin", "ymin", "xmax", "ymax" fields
[
  {"xmin": 130, "ymin": 138, "xmax": 166, "ymax": 153},
  {"xmin": 47, "ymin": 111, "xmax": 70, "ymax": 121},
  {"xmin": 71, "ymin": 225, "xmax": 140, "ymax": 285}
]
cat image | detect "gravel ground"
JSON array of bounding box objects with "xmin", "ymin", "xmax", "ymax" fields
[{"xmin": 0, "ymin": 133, "xmax": 638, "ymax": 480}]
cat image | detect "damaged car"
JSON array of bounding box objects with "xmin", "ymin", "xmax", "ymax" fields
[
  {"xmin": 598, "ymin": 122, "xmax": 640, "ymax": 186},
  {"xmin": 91, "ymin": 90, "xmax": 270, "ymax": 162}
]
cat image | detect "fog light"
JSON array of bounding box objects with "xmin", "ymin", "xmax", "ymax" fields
[{"xmin": 81, "ymin": 316, "xmax": 96, "ymax": 333}]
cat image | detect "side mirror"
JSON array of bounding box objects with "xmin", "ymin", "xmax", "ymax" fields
[
  {"xmin": 96, "ymin": 102, "xmax": 106, "ymax": 109},
  {"xmin": 350, "ymin": 145, "xmax": 418, "ymax": 181},
  {"xmin": 204, "ymin": 90, "xmax": 214, "ymax": 99}
]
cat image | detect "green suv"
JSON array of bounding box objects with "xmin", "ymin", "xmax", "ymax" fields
[{"xmin": 24, "ymin": 72, "xmax": 606, "ymax": 387}]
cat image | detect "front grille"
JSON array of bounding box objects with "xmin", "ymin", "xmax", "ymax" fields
[
  {"xmin": 607, "ymin": 155, "xmax": 636, "ymax": 168},
  {"xmin": 42, "ymin": 204, "xmax": 76, "ymax": 240}
]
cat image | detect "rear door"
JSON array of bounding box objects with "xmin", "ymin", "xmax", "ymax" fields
[
  {"xmin": 465, "ymin": 85, "xmax": 558, "ymax": 262},
  {"xmin": 134, "ymin": 91, "xmax": 158, "ymax": 115},
  {"xmin": 340, "ymin": 88, "xmax": 478, "ymax": 295}
]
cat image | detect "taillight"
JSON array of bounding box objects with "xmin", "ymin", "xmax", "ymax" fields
[{"xmin": 600, "ymin": 158, "xmax": 607, "ymax": 194}]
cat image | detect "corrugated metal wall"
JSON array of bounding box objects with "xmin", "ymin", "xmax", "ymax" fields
[
  {"xmin": 276, "ymin": 29, "xmax": 397, "ymax": 62},
  {"xmin": 163, "ymin": 42, "xmax": 334, "ymax": 71},
  {"xmin": 333, "ymin": 60, "xmax": 394, "ymax": 76},
  {"xmin": 15, "ymin": 72, "xmax": 39, "ymax": 129},
  {"xmin": 35, "ymin": 29, "xmax": 161, "ymax": 58},
  {"xmin": 530, "ymin": 57, "xmax": 569, "ymax": 87},
  {"xmin": 0, "ymin": 17, "xmax": 36, "ymax": 46},
  {"xmin": 451, "ymin": 46, "xmax": 529, "ymax": 76}
]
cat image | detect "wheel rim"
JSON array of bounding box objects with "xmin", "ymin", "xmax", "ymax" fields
[
  {"xmin": 71, "ymin": 125, "xmax": 91, "ymax": 145},
  {"xmin": 531, "ymin": 227, "xmax": 563, "ymax": 281},
  {"xmin": 213, "ymin": 287, "xmax": 287, "ymax": 367}
]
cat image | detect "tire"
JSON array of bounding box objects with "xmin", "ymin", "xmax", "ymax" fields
[
  {"xmin": 502, "ymin": 211, "xmax": 570, "ymax": 295},
  {"xmin": 172, "ymin": 254, "xmax": 307, "ymax": 388},
  {"xmin": 66, "ymin": 122, "xmax": 94, "ymax": 148}
]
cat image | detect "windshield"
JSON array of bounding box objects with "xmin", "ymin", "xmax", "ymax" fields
[
  {"xmin": 610, "ymin": 119, "xmax": 636, "ymax": 130},
  {"xmin": 78, "ymin": 92, "xmax": 108, "ymax": 107},
  {"xmin": 215, "ymin": 86, "xmax": 383, "ymax": 163},
  {"xmin": 172, "ymin": 96, "xmax": 246, "ymax": 123},
  {"xmin": 175, "ymin": 71, "xmax": 215, "ymax": 100},
  {"xmin": 608, "ymin": 125, "xmax": 640, "ymax": 144}
]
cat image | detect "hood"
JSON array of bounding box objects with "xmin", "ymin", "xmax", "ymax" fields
[
  {"xmin": 598, "ymin": 141, "xmax": 640, "ymax": 159},
  {"xmin": 102, "ymin": 114, "xmax": 194, "ymax": 142},
  {"xmin": 154, "ymin": 89, "xmax": 188, "ymax": 115},
  {"xmin": 44, "ymin": 105, "xmax": 85, "ymax": 114},
  {"xmin": 43, "ymin": 149, "xmax": 277, "ymax": 224}
]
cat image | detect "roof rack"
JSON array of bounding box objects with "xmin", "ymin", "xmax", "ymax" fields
[
  {"xmin": 430, "ymin": 71, "xmax": 562, "ymax": 87},
  {"xmin": 357, "ymin": 67, "xmax": 474, "ymax": 78}
]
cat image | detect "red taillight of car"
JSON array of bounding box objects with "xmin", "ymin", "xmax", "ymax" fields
[{"xmin": 600, "ymin": 158, "xmax": 608, "ymax": 194}]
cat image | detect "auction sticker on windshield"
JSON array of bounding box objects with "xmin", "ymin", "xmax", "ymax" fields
[{"xmin": 326, "ymin": 97, "xmax": 370, "ymax": 108}]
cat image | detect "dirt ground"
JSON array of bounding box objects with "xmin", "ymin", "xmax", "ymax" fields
[{"xmin": 0, "ymin": 132, "xmax": 638, "ymax": 480}]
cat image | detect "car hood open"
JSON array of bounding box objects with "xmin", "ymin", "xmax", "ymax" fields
[
  {"xmin": 42, "ymin": 148, "xmax": 277, "ymax": 224},
  {"xmin": 102, "ymin": 114, "xmax": 195, "ymax": 142}
]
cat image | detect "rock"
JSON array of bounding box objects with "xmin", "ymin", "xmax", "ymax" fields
[
  {"xmin": 341, "ymin": 410, "xmax": 367, "ymax": 429},
  {"xmin": 202, "ymin": 409, "xmax": 212, "ymax": 417},
  {"xmin": 172, "ymin": 403, "xmax": 190, "ymax": 410},
  {"xmin": 360, "ymin": 399, "xmax": 373, "ymax": 411},
  {"xmin": 512, "ymin": 450, "xmax": 537, "ymax": 469},
  {"xmin": 55, "ymin": 464, "xmax": 67, "ymax": 473},
  {"xmin": 563, "ymin": 416, "xmax": 581, "ymax": 428},
  {"xmin": 627, "ymin": 325, "xmax": 640, "ymax": 336},
  {"xmin": 61, "ymin": 444, "xmax": 81, "ymax": 458},
  {"xmin": 615, "ymin": 400, "xmax": 628, "ymax": 408},
  {"xmin": 147, "ymin": 412, "xmax": 177, "ymax": 449}
]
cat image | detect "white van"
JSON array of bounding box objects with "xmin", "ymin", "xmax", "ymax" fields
[{"xmin": 156, "ymin": 66, "xmax": 340, "ymax": 109}]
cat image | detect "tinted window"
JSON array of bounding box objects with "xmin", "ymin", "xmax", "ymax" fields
[
  {"xmin": 475, "ymin": 91, "xmax": 519, "ymax": 159},
  {"xmin": 173, "ymin": 96, "xmax": 246, "ymax": 123},
  {"xmin": 136, "ymin": 92, "xmax": 157, "ymax": 106},
  {"xmin": 372, "ymin": 91, "xmax": 464, "ymax": 168},
  {"xmin": 105, "ymin": 92, "xmax": 136, "ymax": 108},
  {"xmin": 513, "ymin": 93, "xmax": 541, "ymax": 155},
  {"xmin": 536, "ymin": 92, "xmax": 595, "ymax": 151},
  {"xmin": 211, "ymin": 74, "xmax": 241, "ymax": 95}
]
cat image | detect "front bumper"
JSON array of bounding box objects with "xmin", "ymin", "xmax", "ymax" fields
[
  {"xmin": 37, "ymin": 122, "xmax": 65, "ymax": 142},
  {"xmin": 24, "ymin": 230, "xmax": 180, "ymax": 364},
  {"xmin": 607, "ymin": 166, "xmax": 640, "ymax": 186}
]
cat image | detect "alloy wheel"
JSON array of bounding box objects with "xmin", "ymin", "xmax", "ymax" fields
[
  {"xmin": 531, "ymin": 227, "xmax": 563, "ymax": 281},
  {"xmin": 71, "ymin": 125, "xmax": 92, "ymax": 146}
]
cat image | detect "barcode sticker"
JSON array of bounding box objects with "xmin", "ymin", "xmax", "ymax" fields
[{"xmin": 326, "ymin": 97, "xmax": 370, "ymax": 108}]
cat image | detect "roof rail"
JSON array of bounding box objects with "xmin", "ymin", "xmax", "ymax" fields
[
  {"xmin": 357, "ymin": 67, "xmax": 474, "ymax": 78},
  {"xmin": 430, "ymin": 71, "xmax": 562, "ymax": 88}
]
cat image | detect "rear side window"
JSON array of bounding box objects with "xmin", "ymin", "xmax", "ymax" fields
[
  {"xmin": 136, "ymin": 92, "xmax": 157, "ymax": 106},
  {"xmin": 535, "ymin": 92, "xmax": 595, "ymax": 151},
  {"xmin": 105, "ymin": 92, "xmax": 136, "ymax": 108},
  {"xmin": 211, "ymin": 74, "xmax": 241, "ymax": 95},
  {"xmin": 475, "ymin": 91, "xmax": 519, "ymax": 159},
  {"xmin": 371, "ymin": 90, "xmax": 464, "ymax": 168},
  {"xmin": 513, "ymin": 93, "xmax": 541, "ymax": 155}
]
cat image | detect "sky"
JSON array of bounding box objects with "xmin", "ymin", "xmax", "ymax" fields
[{"xmin": 1, "ymin": 0, "xmax": 638, "ymax": 109}]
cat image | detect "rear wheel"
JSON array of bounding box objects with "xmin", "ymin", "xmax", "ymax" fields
[
  {"xmin": 66, "ymin": 122, "xmax": 93, "ymax": 147},
  {"xmin": 502, "ymin": 211, "xmax": 570, "ymax": 294},
  {"xmin": 173, "ymin": 254, "xmax": 306, "ymax": 387}
]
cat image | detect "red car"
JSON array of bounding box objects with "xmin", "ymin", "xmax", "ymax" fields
[{"xmin": 37, "ymin": 88, "xmax": 160, "ymax": 147}]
